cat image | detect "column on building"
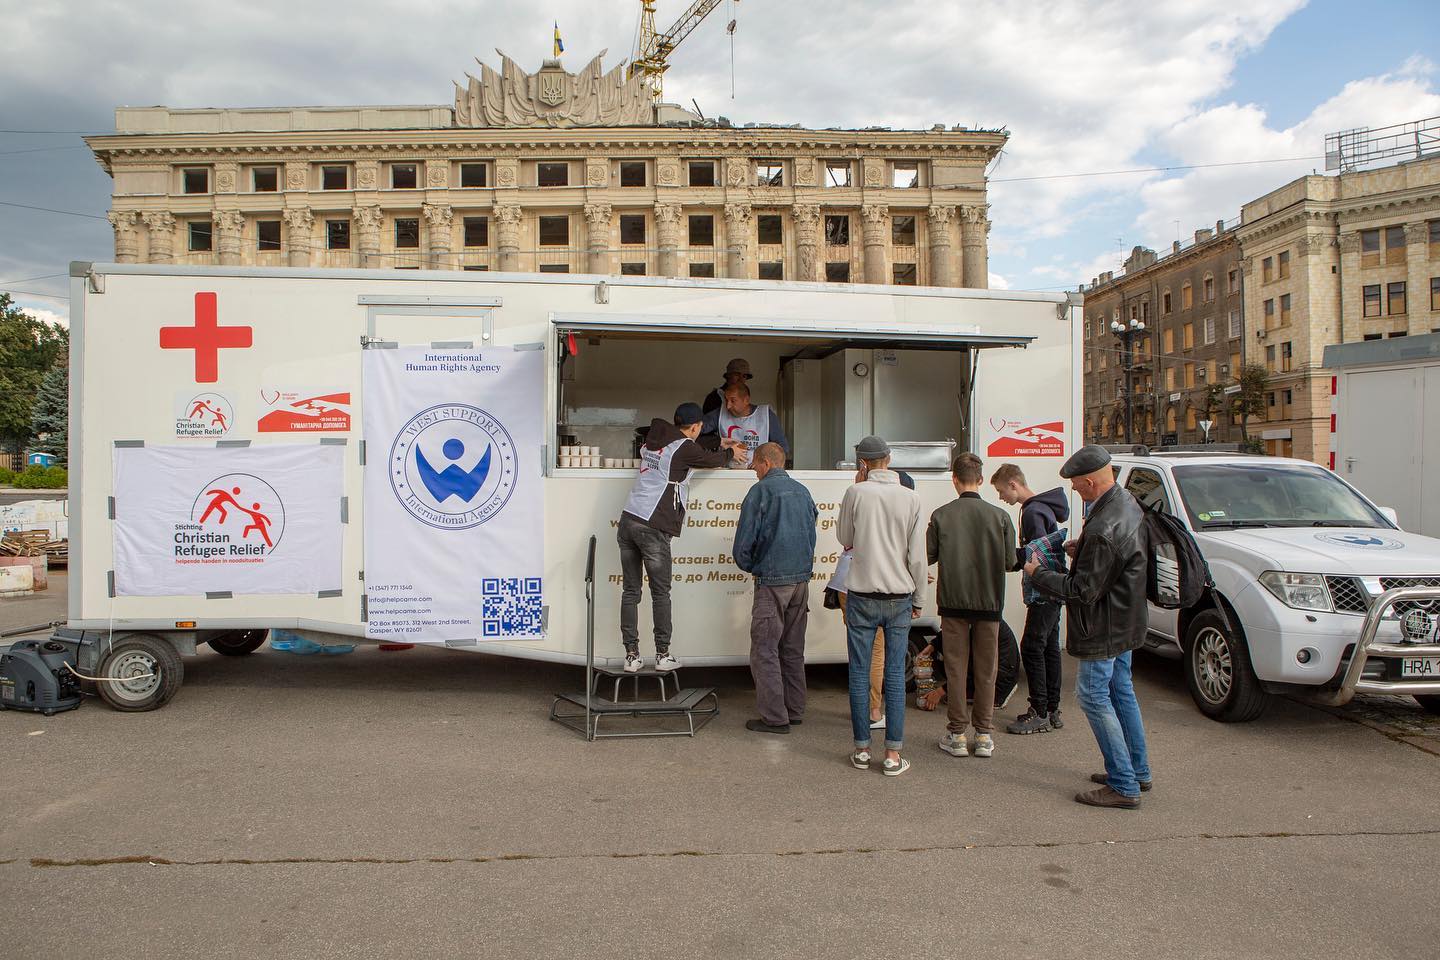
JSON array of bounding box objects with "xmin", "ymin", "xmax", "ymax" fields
[
  {"xmin": 354, "ymin": 205, "xmax": 383, "ymax": 267},
  {"xmin": 654, "ymin": 202, "xmax": 682, "ymax": 278},
  {"xmin": 861, "ymin": 204, "xmax": 889, "ymax": 284},
  {"xmin": 423, "ymin": 203, "xmax": 454, "ymax": 268},
  {"xmin": 142, "ymin": 211, "xmax": 175, "ymax": 264},
  {"xmin": 960, "ymin": 204, "xmax": 989, "ymax": 289},
  {"xmin": 723, "ymin": 203, "xmax": 752, "ymax": 279},
  {"xmin": 1406, "ymin": 221, "xmax": 1429, "ymax": 334},
  {"xmin": 495, "ymin": 204, "xmax": 522, "ymax": 272},
  {"xmin": 792, "ymin": 203, "xmax": 821, "ymax": 283},
  {"xmin": 213, "ymin": 210, "xmax": 245, "ymax": 266},
  {"xmin": 926, "ymin": 205, "xmax": 954, "ymax": 287},
  {"xmin": 584, "ymin": 202, "xmax": 613, "ymax": 275},
  {"xmin": 282, "ymin": 207, "xmax": 314, "ymax": 267},
  {"xmin": 107, "ymin": 210, "xmax": 139, "ymax": 263}
]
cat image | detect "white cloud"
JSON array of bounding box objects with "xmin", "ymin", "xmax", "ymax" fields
[
  {"xmin": 987, "ymin": 271, "xmax": 1010, "ymax": 290},
  {"xmin": 17, "ymin": 304, "xmax": 68, "ymax": 328}
]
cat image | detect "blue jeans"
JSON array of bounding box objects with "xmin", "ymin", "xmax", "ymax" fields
[
  {"xmin": 1076, "ymin": 652, "xmax": 1151, "ymax": 798},
  {"xmin": 845, "ymin": 594, "xmax": 912, "ymax": 750}
]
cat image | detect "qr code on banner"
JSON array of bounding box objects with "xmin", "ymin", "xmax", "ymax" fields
[{"xmin": 481, "ymin": 578, "xmax": 544, "ymax": 637}]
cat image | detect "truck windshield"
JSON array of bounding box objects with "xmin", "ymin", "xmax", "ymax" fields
[{"xmin": 1171, "ymin": 463, "xmax": 1389, "ymax": 530}]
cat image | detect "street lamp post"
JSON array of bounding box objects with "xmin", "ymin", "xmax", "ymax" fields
[{"xmin": 1111, "ymin": 317, "xmax": 1146, "ymax": 444}]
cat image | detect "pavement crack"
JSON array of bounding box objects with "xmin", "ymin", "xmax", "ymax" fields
[{"xmin": 22, "ymin": 827, "xmax": 1440, "ymax": 870}]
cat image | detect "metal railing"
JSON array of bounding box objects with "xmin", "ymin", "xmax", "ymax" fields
[{"xmin": 1314, "ymin": 586, "xmax": 1440, "ymax": 705}]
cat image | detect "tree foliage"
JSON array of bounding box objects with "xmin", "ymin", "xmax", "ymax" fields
[
  {"xmin": 0, "ymin": 294, "xmax": 68, "ymax": 455},
  {"xmin": 1233, "ymin": 362, "xmax": 1270, "ymax": 442},
  {"xmin": 30, "ymin": 361, "xmax": 68, "ymax": 464}
]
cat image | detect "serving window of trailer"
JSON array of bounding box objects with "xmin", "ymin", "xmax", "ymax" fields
[{"xmin": 549, "ymin": 313, "xmax": 1031, "ymax": 472}]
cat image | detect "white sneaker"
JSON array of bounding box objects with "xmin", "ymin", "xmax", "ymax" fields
[
  {"xmin": 938, "ymin": 732, "xmax": 969, "ymax": 757},
  {"xmin": 654, "ymin": 652, "xmax": 681, "ymax": 672},
  {"xmin": 622, "ymin": 652, "xmax": 643, "ymax": 673},
  {"xmin": 869, "ymin": 714, "xmax": 886, "ymax": 729},
  {"xmin": 974, "ymin": 734, "xmax": 995, "ymax": 758}
]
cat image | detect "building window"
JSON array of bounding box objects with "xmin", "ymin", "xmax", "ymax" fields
[
  {"xmin": 463, "ymin": 216, "xmax": 488, "ymax": 247},
  {"xmin": 620, "ymin": 262, "xmax": 646, "ymax": 276},
  {"xmin": 619, "ymin": 215, "xmax": 646, "ymax": 245},
  {"xmin": 188, "ymin": 220, "xmax": 212, "ymax": 252},
  {"xmin": 1267, "ymin": 391, "xmax": 1276, "ymax": 408},
  {"xmin": 1389, "ymin": 330, "xmax": 1409, "ymax": 338},
  {"xmin": 1263, "ymin": 298, "xmax": 1275, "ymax": 329},
  {"xmin": 755, "ymin": 161, "xmax": 784, "ymax": 187},
  {"xmin": 1364, "ymin": 284, "xmax": 1383, "ymax": 317},
  {"xmin": 756, "ymin": 214, "xmax": 783, "ymax": 245},
  {"xmin": 1203, "ymin": 274, "xmax": 1215, "ymax": 302},
  {"xmin": 1182, "ymin": 282, "xmax": 1193, "ymax": 310},
  {"xmin": 1183, "ymin": 322, "xmax": 1194, "ymax": 349},
  {"xmin": 390, "ymin": 163, "xmax": 418, "ymax": 189},
  {"xmin": 1360, "ymin": 228, "xmax": 1380, "ymax": 266},
  {"xmin": 463, "ymin": 265, "xmax": 488, "ymax": 272},
  {"xmin": 1100, "ymin": 352, "xmax": 1108, "ymax": 371},
  {"xmin": 1279, "ymin": 293, "xmax": 1291, "ymax": 325},
  {"xmin": 1386, "ymin": 225, "xmax": 1407, "ymax": 265},
  {"xmin": 824, "ymin": 215, "xmax": 850, "ymax": 245},
  {"xmin": 689, "ymin": 262, "xmax": 715, "ymax": 278},
  {"xmin": 1184, "ymin": 362, "xmax": 1195, "ymax": 388},
  {"xmin": 459, "ymin": 163, "xmax": 487, "ymax": 188},
  {"xmin": 1228, "ymin": 309, "xmax": 1241, "ymax": 339},
  {"xmin": 1431, "ymin": 276, "xmax": 1440, "ymax": 312},
  {"xmin": 256, "ymin": 220, "xmax": 281, "ymax": 252},
  {"xmin": 688, "ymin": 215, "xmax": 714, "ymax": 246},
  {"xmin": 825, "ymin": 261, "xmax": 850, "ymax": 282},
  {"xmin": 182, "ymin": 167, "xmax": 209, "ymax": 194},
  {"xmin": 395, "ymin": 217, "xmax": 420, "ymax": 249},
  {"xmin": 1162, "ymin": 329, "xmax": 1174, "ymax": 353},
  {"xmin": 1186, "ymin": 407, "xmax": 1197, "ymax": 430},
  {"xmin": 1363, "ymin": 333, "xmax": 1383, "ymax": 341},
  {"xmin": 824, "ymin": 161, "xmax": 851, "ymax": 188},
  {"xmin": 537, "ymin": 162, "xmax": 569, "ymax": 187},
  {"xmin": 1277, "ymin": 250, "xmax": 1290, "ymax": 279},
  {"xmin": 1084, "ymin": 354, "xmax": 1092, "ymax": 374},
  {"xmin": 321, "ymin": 166, "xmax": 348, "ymax": 190},
  {"xmin": 1262, "ymin": 257, "xmax": 1273, "ymax": 283},
  {"xmin": 1206, "ymin": 358, "xmax": 1218, "ymax": 382},
  {"xmin": 538, "ymin": 216, "xmax": 569, "ymax": 246},
  {"xmin": 1227, "ymin": 268, "xmax": 1239, "ymax": 294},
  {"xmin": 1281, "ymin": 341, "xmax": 1293, "ymax": 372},
  {"xmin": 1164, "ymin": 367, "xmax": 1174, "ymax": 390},
  {"xmin": 1230, "ymin": 351, "xmax": 1241, "ymax": 376},
  {"xmin": 688, "ymin": 161, "xmax": 715, "ymax": 187},
  {"xmin": 1388, "ymin": 281, "xmax": 1407, "ymax": 315},
  {"xmin": 892, "ymin": 215, "xmax": 916, "ymax": 246},
  {"xmin": 251, "ymin": 167, "xmax": 278, "ymax": 192},
  {"xmin": 892, "ymin": 263, "xmax": 917, "ymax": 285},
  {"xmin": 538, "ymin": 264, "xmax": 570, "ymax": 273},
  {"xmin": 1431, "ymin": 219, "xmax": 1440, "ymax": 248},
  {"xmin": 1084, "ymin": 319, "xmax": 1092, "ymax": 340},
  {"xmin": 326, "ymin": 220, "xmax": 350, "ymax": 250},
  {"xmin": 759, "ymin": 261, "xmax": 783, "ymax": 280},
  {"xmin": 892, "ymin": 162, "xmax": 919, "ymax": 188},
  {"xmin": 619, "ymin": 161, "xmax": 647, "ymax": 187},
  {"xmin": 1162, "ymin": 289, "xmax": 1172, "ymax": 314},
  {"xmin": 1203, "ymin": 316, "xmax": 1215, "ymax": 345}
]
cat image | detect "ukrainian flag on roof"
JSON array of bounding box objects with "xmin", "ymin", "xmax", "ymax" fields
[{"xmin": 553, "ymin": 22, "xmax": 564, "ymax": 56}]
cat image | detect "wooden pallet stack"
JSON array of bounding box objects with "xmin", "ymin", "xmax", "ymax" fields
[{"xmin": 1, "ymin": 530, "xmax": 67, "ymax": 568}]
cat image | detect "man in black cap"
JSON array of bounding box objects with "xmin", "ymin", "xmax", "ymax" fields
[
  {"xmin": 702, "ymin": 357, "xmax": 753, "ymax": 414},
  {"xmin": 1026, "ymin": 444, "xmax": 1152, "ymax": 809},
  {"xmin": 618, "ymin": 402, "xmax": 735, "ymax": 673}
]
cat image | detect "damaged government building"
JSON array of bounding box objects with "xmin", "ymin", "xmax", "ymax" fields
[{"xmin": 87, "ymin": 50, "xmax": 1005, "ymax": 287}]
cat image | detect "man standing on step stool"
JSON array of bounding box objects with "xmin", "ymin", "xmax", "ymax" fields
[{"xmin": 618, "ymin": 402, "xmax": 738, "ymax": 674}]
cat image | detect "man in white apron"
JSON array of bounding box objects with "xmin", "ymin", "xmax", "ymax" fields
[
  {"xmin": 618, "ymin": 402, "xmax": 737, "ymax": 672},
  {"xmin": 702, "ymin": 382, "xmax": 790, "ymax": 467}
]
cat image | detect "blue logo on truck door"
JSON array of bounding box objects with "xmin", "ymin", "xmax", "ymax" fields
[{"xmin": 389, "ymin": 404, "xmax": 518, "ymax": 530}]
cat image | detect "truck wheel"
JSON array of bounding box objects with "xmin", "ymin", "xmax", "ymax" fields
[
  {"xmin": 205, "ymin": 630, "xmax": 268, "ymax": 656},
  {"xmin": 95, "ymin": 634, "xmax": 184, "ymax": 712},
  {"xmin": 1184, "ymin": 609, "xmax": 1267, "ymax": 722},
  {"xmin": 1414, "ymin": 696, "xmax": 1440, "ymax": 715}
]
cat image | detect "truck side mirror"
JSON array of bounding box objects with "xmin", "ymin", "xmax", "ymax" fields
[{"xmin": 1378, "ymin": 506, "xmax": 1399, "ymax": 527}]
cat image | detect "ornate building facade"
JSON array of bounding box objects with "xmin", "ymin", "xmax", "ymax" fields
[{"xmin": 88, "ymin": 53, "xmax": 1005, "ymax": 287}]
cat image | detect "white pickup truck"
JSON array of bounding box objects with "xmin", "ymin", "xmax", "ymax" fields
[{"xmin": 1111, "ymin": 452, "xmax": 1440, "ymax": 721}]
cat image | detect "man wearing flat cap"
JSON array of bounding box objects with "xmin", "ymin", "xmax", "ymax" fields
[
  {"xmin": 1026, "ymin": 444, "xmax": 1152, "ymax": 809},
  {"xmin": 703, "ymin": 357, "xmax": 753, "ymax": 414}
]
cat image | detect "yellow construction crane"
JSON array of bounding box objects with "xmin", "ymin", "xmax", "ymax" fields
[{"xmin": 630, "ymin": 0, "xmax": 736, "ymax": 105}]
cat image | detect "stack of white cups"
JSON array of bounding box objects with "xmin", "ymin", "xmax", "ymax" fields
[{"xmin": 559, "ymin": 446, "xmax": 637, "ymax": 468}]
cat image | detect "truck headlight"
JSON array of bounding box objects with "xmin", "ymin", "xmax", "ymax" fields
[{"xmin": 1259, "ymin": 571, "xmax": 1332, "ymax": 612}]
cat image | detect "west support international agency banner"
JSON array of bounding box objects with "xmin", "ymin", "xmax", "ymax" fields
[
  {"xmin": 362, "ymin": 345, "xmax": 544, "ymax": 642},
  {"xmin": 112, "ymin": 445, "xmax": 344, "ymax": 596}
]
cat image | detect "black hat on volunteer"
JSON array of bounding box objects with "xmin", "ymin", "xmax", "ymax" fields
[
  {"xmin": 854, "ymin": 435, "xmax": 891, "ymax": 460},
  {"xmin": 1059, "ymin": 444, "xmax": 1113, "ymax": 479},
  {"xmin": 724, "ymin": 358, "xmax": 753, "ymax": 380},
  {"xmin": 673, "ymin": 402, "xmax": 704, "ymax": 426}
]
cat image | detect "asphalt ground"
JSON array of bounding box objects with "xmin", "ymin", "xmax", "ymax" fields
[
  {"xmin": 3, "ymin": 578, "xmax": 1440, "ymax": 958},
  {"xmin": 0, "ymin": 488, "xmax": 67, "ymax": 506}
]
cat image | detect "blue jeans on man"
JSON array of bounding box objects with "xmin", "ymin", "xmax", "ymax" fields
[
  {"xmin": 1075, "ymin": 651, "xmax": 1151, "ymax": 797},
  {"xmin": 845, "ymin": 594, "xmax": 912, "ymax": 750}
]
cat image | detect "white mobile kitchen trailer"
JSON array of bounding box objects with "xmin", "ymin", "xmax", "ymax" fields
[{"xmin": 60, "ymin": 262, "xmax": 1080, "ymax": 710}]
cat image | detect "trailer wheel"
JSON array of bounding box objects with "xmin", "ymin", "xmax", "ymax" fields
[
  {"xmin": 95, "ymin": 634, "xmax": 184, "ymax": 712},
  {"xmin": 205, "ymin": 630, "xmax": 268, "ymax": 657},
  {"xmin": 1415, "ymin": 695, "xmax": 1440, "ymax": 715},
  {"xmin": 1183, "ymin": 609, "xmax": 1267, "ymax": 722}
]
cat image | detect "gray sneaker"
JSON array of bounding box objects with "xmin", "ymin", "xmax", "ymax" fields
[
  {"xmin": 1049, "ymin": 709, "xmax": 1064, "ymax": 730},
  {"xmin": 938, "ymin": 731, "xmax": 969, "ymax": 757},
  {"xmin": 1006, "ymin": 707, "xmax": 1052, "ymax": 735}
]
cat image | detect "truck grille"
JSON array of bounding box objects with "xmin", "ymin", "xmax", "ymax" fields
[{"xmin": 1325, "ymin": 576, "xmax": 1440, "ymax": 616}]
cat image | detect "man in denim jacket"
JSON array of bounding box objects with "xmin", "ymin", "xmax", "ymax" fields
[{"xmin": 734, "ymin": 443, "xmax": 818, "ymax": 734}]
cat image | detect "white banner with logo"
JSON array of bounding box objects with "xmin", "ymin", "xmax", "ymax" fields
[
  {"xmin": 112, "ymin": 445, "xmax": 344, "ymax": 596},
  {"xmin": 361, "ymin": 345, "xmax": 544, "ymax": 642}
]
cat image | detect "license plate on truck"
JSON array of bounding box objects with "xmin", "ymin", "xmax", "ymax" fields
[{"xmin": 1401, "ymin": 658, "xmax": 1440, "ymax": 678}]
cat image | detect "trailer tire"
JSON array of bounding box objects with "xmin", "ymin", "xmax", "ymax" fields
[
  {"xmin": 1183, "ymin": 609, "xmax": 1267, "ymax": 722},
  {"xmin": 205, "ymin": 630, "xmax": 268, "ymax": 657},
  {"xmin": 95, "ymin": 634, "xmax": 184, "ymax": 712},
  {"xmin": 1415, "ymin": 695, "xmax": 1440, "ymax": 715}
]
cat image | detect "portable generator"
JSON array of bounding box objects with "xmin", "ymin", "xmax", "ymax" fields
[{"xmin": 0, "ymin": 638, "xmax": 84, "ymax": 715}]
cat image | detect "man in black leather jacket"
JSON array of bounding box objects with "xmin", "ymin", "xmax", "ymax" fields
[{"xmin": 1027, "ymin": 445, "xmax": 1152, "ymax": 809}]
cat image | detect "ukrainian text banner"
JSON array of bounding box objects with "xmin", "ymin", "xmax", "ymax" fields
[
  {"xmin": 112, "ymin": 445, "xmax": 344, "ymax": 596},
  {"xmin": 361, "ymin": 346, "xmax": 544, "ymax": 642}
]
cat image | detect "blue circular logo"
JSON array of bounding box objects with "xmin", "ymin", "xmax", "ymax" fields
[
  {"xmin": 1314, "ymin": 532, "xmax": 1404, "ymax": 551},
  {"xmin": 389, "ymin": 404, "xmax": 519, "ymax": 530}
]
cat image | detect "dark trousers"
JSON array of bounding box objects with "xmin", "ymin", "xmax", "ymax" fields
[
  {"xmin": 1021, "ymin": 601, "xmax": 1063, "ymax": 714},
  {"xmin": 618, "ymin": 513, "xmax": 673, "ymax": 652},
  {"xmin": 749, "ymin": 583, "xmax": 809, "ymax": 725}
]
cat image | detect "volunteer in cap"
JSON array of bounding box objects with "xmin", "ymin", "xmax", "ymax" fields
[
  {"xmin": 701, "ymin": 381, "xmax": 790, "ymax": 467},
  {"xmin": 617, "ymin": 402, "xmax": 735, "ymax": 674},
  {"xmin": 703, "ymin": 357, "xmax": 753, "ymax": 414}
]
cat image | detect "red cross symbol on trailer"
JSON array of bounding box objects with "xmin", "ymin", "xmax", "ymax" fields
[{"xmin": 159, "ymin": 292, "xmax": 253, "ymax": 383}]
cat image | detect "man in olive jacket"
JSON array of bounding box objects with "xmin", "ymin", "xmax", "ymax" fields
[{"xmin": 1028, "ymin": 445, "xmax": 1151, "ymax": 809}]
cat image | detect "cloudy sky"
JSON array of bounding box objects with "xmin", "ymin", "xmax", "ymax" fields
[{"xmin": 2, "ymin": 0, "xmax": 1438, "ymax": 324}]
